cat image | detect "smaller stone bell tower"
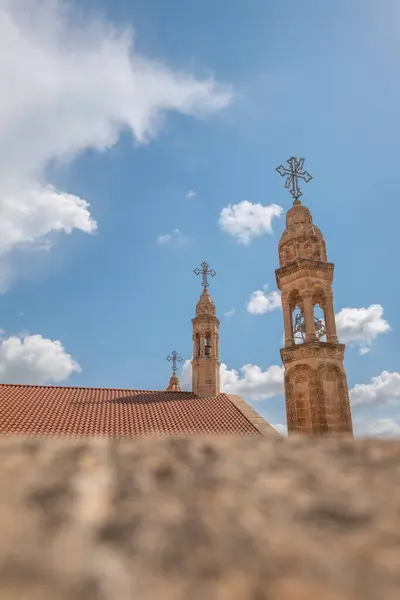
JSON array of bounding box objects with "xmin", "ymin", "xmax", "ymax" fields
[
  {"xmin": 192, "ymin": 262, "xmax": 220, "ymax": 397},
  {"xmin": 275, "ymin": 157, "xmax": 353, "ymax": 435},
  {"xmin": 166, "ymin": 350, "xmax": 183, "ymax": 391}
]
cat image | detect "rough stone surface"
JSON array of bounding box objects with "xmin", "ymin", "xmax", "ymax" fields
[{"xmin": 0, "ymin": 435, "xmax": 399, "ymax": 600}]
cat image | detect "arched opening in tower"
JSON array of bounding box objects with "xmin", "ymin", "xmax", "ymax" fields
[
  {"xmin": 289, "ymin": 289, "xmax": 304, "ymax": 344},
  {"xmin": 312, "ymin": 287, "xmax": 327, "ymax": 341},
  {"xmin": 195, "ymin": 333, "xmax": 201, "ymax": 358},
  {"xmin": 204, "ymin": 336, "xmax": 212, "ymax": 358},
  {"xmin": 290, "ymin": 288, "xmax": 327, "ymax": 344},
  {"xmin": 313, "ymin": 305, "xmax": 327, "ymax": 340}
]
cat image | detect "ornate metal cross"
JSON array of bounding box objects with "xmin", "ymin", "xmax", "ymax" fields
[
  {"xmin": 166, "ymin": 350, "xmax": 183, "ymax": 374},
  {"xmin": 193, "ymin": 261, "xmax": 216, "ymax": 289},
  {"xmin": 276, "ymin": 157, "xmax": 313, "ymax": 201}
]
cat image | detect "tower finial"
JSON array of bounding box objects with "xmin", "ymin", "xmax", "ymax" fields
[
  {"xmin": 276, "ymin": 157, "xmax": 313, "ymax": 204},
  {"xmin": 193, "ymin": 261, "xmax": 216, "ymax": 289},
  {"xmin": 166, "ymin": 350, "xmax": 183, "ymax": 374},
  {"xmin": 166, "ymin": 350, "xmax": 183, "ymax": 391}
]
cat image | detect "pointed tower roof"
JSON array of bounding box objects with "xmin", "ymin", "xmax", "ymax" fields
[
  {"xmin": 196, "ymin": 288, "xmax": 217, "ymax": 317},
  {"xmin": 278, "ymin": 198, "xmax": 327, "ymax": 267},
  {"xmin": 275, "ymin": 156, "xmax": 327, "ymax": 268},
  {"xmin": 166, "ymin": 373, "xmax": 181, "ymax": 392}
]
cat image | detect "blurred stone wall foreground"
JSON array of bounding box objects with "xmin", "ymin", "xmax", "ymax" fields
[{"xmin": 0, "ymin": 435, "xmax": 399, "ymax": 600}]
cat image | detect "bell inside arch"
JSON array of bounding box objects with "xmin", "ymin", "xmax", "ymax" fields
[
  {"xmin": 293, "ymin": 308, "xmax": 327, "ymax": 342},
  {"xmin": 293, "ymin": 310, "xmax": 306, "ymax": 341},
  {"xmin": 314, "ymin": 305, "xmax": 327, "ymax": 340}
]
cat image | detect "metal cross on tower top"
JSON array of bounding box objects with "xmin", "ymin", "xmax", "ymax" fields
[
  {"xmin": 166, "ymin": 350, "xmax": 183, "ymax": 374},
  {"xmin": 276, "ymin": 157, "xmax": 313, "ymax": 202},
  {"xmin": 193, "ymin": 261, "xmax": 216, "ymax": 289}
]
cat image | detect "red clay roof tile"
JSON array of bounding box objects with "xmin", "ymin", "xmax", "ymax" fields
[{"xmin": 0, "ymin": 385, "xmax": 269, "ymax": 437}]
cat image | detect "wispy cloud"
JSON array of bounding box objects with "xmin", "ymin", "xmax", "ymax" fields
[
  {"xmin": 224, "ymin": 308, "xmax": 235, "ymax": 318},
  {"xmin": 157, "ymin": 228, "xmax": 188, "ymax": 245},
  {"xmin": 363, "ymin": 418, "xmax": 400, "ymax": 438},
  {"xmin": 186, "ymin": 190, "xmax": 197, "ymax": 200},
  {"xmin": 0, "ymin": 0, "xmax": 232, "ymax": 291}
]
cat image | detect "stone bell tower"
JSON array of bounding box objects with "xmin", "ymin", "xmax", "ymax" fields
[
  {"xmin": 166, "ymin": 350, "xmax": 183, "ymax": 391},
  {"xmin": 275, "ymin": 157, "xmax": 353, "ymax": 435},
  {"xmin": 192, "ymin": 262, "xmax": 220, "ymax": 397}
]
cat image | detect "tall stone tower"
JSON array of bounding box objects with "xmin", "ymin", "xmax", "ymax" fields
[
  {"xmin": 192, "ymin": 262, "xmax": 220, "ymax": 397},
  {"xmin": 275, "ymin": 157, "xmax": 353, "ymax": 435}
]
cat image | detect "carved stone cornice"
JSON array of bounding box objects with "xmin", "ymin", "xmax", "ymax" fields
[
  {"xmin": 192, "ymin": 315, "xmax": 220, "ymax": 327},
  {"xmin": 275, "ymin": 260, "xmax": 334, "ymax": 288},
  {"xmin": 191, "ymin": 358, "xmax": 220, "ymax": 368},
  {"xmin": 280, "ymin": 341, "xmax": 345, "ymax": 363},
  {"xmin": 280, "ymin": 233, "xmax": 318, "ymax": 244}
]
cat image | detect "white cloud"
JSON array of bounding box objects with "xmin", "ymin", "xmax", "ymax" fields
[
  {"xmin": 180, "ymin": 361, "xmax": 192, "ymax": 389},
  {"xmin": 219, "ymin": 200, "xmax": 283, "ymax": 245},
  {"xmin": 247, "ymin": 285, "xmax": 281, "ymax": 315},
  {"xmin": 0, "ymin": 329, "xmax": 81, "ymax": 384},
  {"xmin": 0, "ymin": 0, "xmax": 232, "ymax": 289},
  {"xmin": 181, "ymin": 360, "xmax": 284, "ymax": 401},
  {"xmin": 186, "ymin": 190, "xmax": 197, "ymax": 200},
  {"xmin": 0, "ymin": 185, "xmax": 97, "ymax": 257},
  {"xmin": 359, "ymin": 347, "xmax": 371, "ymax": 355},
  {"xmin": 364, "ymin": 418, "xmax": 400, "ymax": 438},
  {"xmin": 220, "ymin": 363, "xmax": 284, "ymax": 400},
  {"xmin": 272, "ymin": 423, "xmax": 288, "ymax": 435},
  {"xmin": 350, "ymin": 371, "xmax": 400, "ymax": 407},
  {"xmin": 156, "ymin": 228, "xmax": 188, "ymax": 245},
  {"xmin": 224, "ymin": 309, "xmax": 235, "ymax": 317},
  {"xmin": 157, "ymin": 234, "xmax": 172, "ymax": 245},
  {"xmin": 336, "ymin": 304, "xmax": 390, "ymax": 354}
]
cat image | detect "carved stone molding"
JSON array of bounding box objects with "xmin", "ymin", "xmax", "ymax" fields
[
  {"xmin": 192, "ymin": 358, "xmax": 220, "ymax": 368},
  {"xmin": 280, "ymin": 342, "xmax": 345, "ymax": 363},
  {"xmin": 276, "ymin": 260, "xmax": 334, "ymax": 288},
  {"xmin": 192, "ymin": 316, "xmax": 220, "ymax": 326},
  {"xmin": 284, "ymin": 364, "xmax": 313, "ymax": 432},
  {"xmin": 284, "ymin": 359, "xmax": 353, "ymax": 435},
  {"xmin": 314, "ymin": 363, "xmax": 353, "ymax": 433},
  {"xmin": 193, "ymin": 324, "xmax": 220, "ymax": 333}
]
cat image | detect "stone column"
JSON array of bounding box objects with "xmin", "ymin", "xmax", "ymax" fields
[
  {"xmin": 324, "ymin": 292, "xmax": 338, "ymax": 343},
  {"xmin": 282, "ymin": 296, "xmax": 294, "ymax": 347},
  {"xmin": 303, "ymin": 294, "xmax": 317, "ymax": 342},
  {"xmin": 199, "ymin": 334, "xmax": 205, "ymax": 357},
  {"xmin": 209, "ymin": 333, "xmax": 215, "ymax": 358}
]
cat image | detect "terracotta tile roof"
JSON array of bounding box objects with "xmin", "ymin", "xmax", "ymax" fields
[{"xmin": 0, "ymin": 385, "xmax": 275, "ymax": 437}]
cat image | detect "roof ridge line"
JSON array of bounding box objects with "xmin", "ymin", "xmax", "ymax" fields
[
  {"xmin": 225, "ymin": 394, "xmax": 278, "ymax": 437},
  {"xmin": 0, "ymin": 383, "xmax": 195, "ymax": 394}
]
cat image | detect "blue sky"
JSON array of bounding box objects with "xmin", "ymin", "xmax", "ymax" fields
[{"xmin": 0, "ymin": 0, "xmax": 399, "ymax": 437}]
